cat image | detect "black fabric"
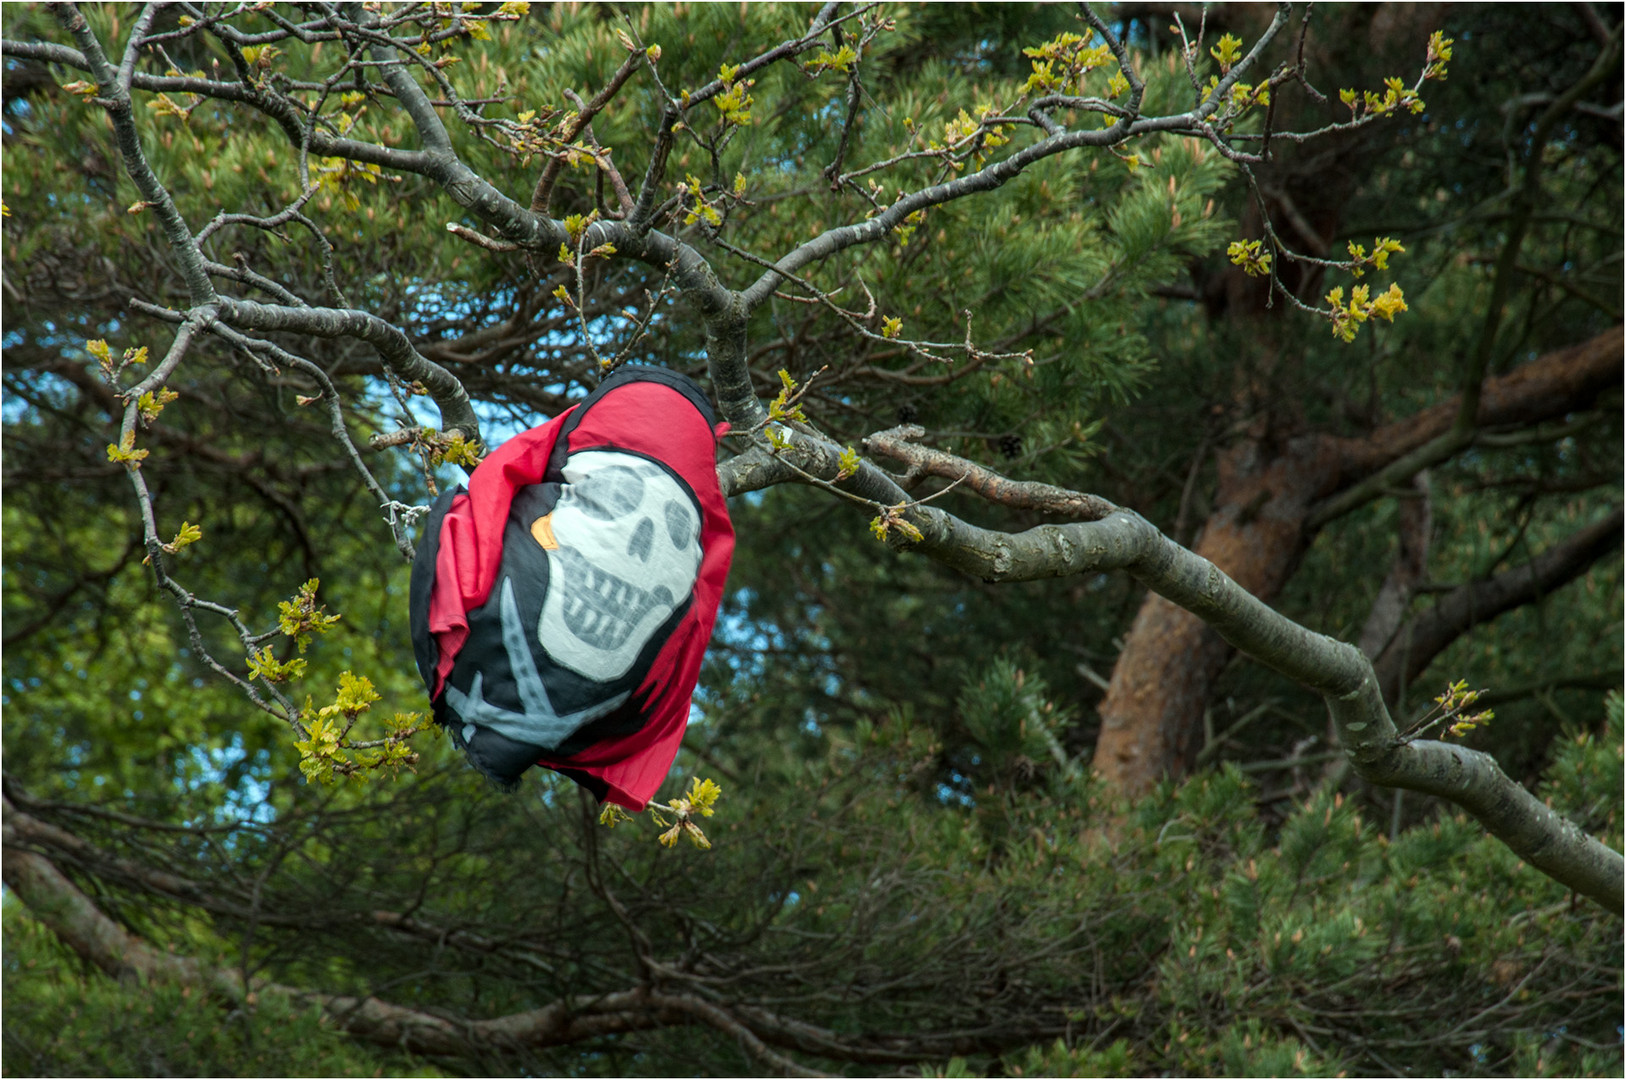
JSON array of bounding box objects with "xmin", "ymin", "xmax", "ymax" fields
[
  {"xmin": 443, "ymin": 484, "xmax": 561, "ymax": 715},
  {"xmin": 458, "ymin": 725, "xmax": 548, "ymax": 794},
  {"xmin": 548, "ymin": 766, "xmax": 610, "ymax": 801},
  {"xmin": 427, "ymin": 474, "xmax": 686, "ymax": 785}
]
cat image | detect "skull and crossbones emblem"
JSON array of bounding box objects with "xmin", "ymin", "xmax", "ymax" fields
[
  {"xmin": 443, "ymin": 450, "xmax": 704, "ymax": 753},
  {"xmin": 532, "ymin": 450, "xmax": 703, "ymax": 680}
]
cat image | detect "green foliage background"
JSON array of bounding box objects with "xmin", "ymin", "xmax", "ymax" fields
[{"xmin": 1, "ymin": 2, "xmax": 1620, "ymax": 1076}]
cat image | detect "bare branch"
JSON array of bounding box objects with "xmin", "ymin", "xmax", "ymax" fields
[
  {"xmin": 728, "ymin": 423, "xmax": 1623, "ymax": 911},
  {"xmin": 0, "ymin": 814, "xmax": 690, "ymax": 1056},
  {"xmin": 53, "ymin": 5, "xmax": 216, "ymax": 306},
  {"xmin": 1458, "ymin": 28, "xmax": 1622, "ymax": 430},
  {"xmin": 1374, "ymin": 508, "xmax": 1625, "ymax": 705},
  {"xmin": 862, "ymin": 425, "xmax": 1118, "ymax": 521},
  {"xmin": 678, "ymin": 1, "xmax": 849, "ymax": 111},
  {"xmin": 1312, "ymin": 326, "xmax": 1623, "ymax": 529},
  {"xmin": 208, "ymin": 323, "xmax": 419, "ymax": 560},
  {"xmin": 215, "ymin": 299, "xmax": 480, "ymax": 445},
  {"xmin": 531, "ymin": 51, "xmax": 645, "ymax": 217}
]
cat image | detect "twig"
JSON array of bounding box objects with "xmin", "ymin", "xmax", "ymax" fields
[
  {"xmin": 531, "ymin": 51, "xmax": 645, "ymax": 217},
  {"xmin": 445, "ymin": 222, "xmax": 521, "ymax": 252},
  {"xmin": 562, "ymin": 87, "xmax": 635, "ymax": 218},
  {"xmin": 862, "ymin": 426, "xmax": 1118, "ymax": 520}
]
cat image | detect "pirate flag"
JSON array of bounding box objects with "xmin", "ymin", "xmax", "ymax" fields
[{"xmin": 408, "ymin": 366, "xmax": 734, "ymax": 810}]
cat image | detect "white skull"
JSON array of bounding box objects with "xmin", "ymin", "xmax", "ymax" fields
[{"xmin": 534, "ymin": 449, "xmax": 702, "ymax": 681}]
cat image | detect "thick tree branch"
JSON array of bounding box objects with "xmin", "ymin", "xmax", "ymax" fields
[
  {"xmin": 646, "ymin": 992, "xmax": 833, "ymax": 1078},
  {"xmin": 1312, "ymin": 325, "xmax": 1623, "ymax": 528},
  {"xmin": 1116, "ymin": 512, "xmax": 1622, "ymax": 912},
  {"xmin": 863, "ymin": 425, "xmax": 1119, "ymax": 520},
  {"xmin": 2, "ymin": 808, "xmax": 248, "ymax": 1001},
  {"xmin": 350, "ymin": 15, "xmax": 455, "ymax": 154},
  {"xmin": 726, "ymin": 432, "xmax": 1623, "ymax": 911},
  {"xmin": 1, "ymin": 794, "xmax": 991, "ymax": 1071},
  {"xmin": 0, "ymin": 808, "xmax": 687, "ymax": 1056},
  {"xmin": 1373, "ymin": 508, "xmax": 1624, "ymax": 705}
]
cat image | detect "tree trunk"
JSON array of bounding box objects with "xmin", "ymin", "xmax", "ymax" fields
[
  {"xmin": 1093, "ymin": 435, "xmax": 1340, "ymax": 794},
  {"xmin": 1093, "ymin": 327, "xmax": 1623, "ymax": 796}
]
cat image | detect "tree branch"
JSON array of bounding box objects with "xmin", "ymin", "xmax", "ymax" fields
[
  {"xmin": 214, "ymin": 299, "xmax": 480, "ymax": 445},
  {"xmin": 1, "ymin": 793, "xmax": 1007, "ymax": 1070},
  {"xmin": 646, "ymin": 992, "xmax": 833, "ymax": 1078},
  {"xmin": 0, "ymin": 38, "xmax": 433, "ymax": 172},
  {"xmin": 530, "ymin": 51, "xmax": 645, "ymax": 217},
  {"xmin": 862, "ymin": 425, "xmax": 1118, "ymax": 520},
  {"xmin": 1458, "ymin": 27, "xmax": 1622, "ymax": 430},
  {"xmin": 1373, "ymin": 508, "xmax": 1624, "ymax": 705},
  {"xmin": 1312, "ymin": 325, "xmax": 1623, "ymax": 529},
  {"xmin": 53, "ymin": 5, "xmax": 216, "ymax": 306},
  {"xmin": 10, "ymin": 0, "xmax": 1618, "ymax": 923},
  {"xmin": 724, "ymin": 431, "xmax": 1623, "ymax": 911},
  {"xmin": 0, "ymin": 806, "xmax": 694, "ymax": 1056},
  {"xmin": 736, "ymin": 5, "xmax": 1292, "ymax": 310}
]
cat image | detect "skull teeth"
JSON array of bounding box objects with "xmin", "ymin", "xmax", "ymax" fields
[
  {"xmin": 534, "ymin": 450, "xmax": 702, "ymax": 682},
  {"xmin": 557, "ymin": 550, "xmax": 655, "ymax": 653}
]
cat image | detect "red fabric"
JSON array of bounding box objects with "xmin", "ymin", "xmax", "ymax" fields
[{"xmin": 423, "ymin": 381, "xmax": 732, "ymax": 810}]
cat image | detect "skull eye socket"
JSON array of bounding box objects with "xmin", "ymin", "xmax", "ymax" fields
[
  {"xmin": 664, "ymin": 499, "xmax": 694, "ymax": 549},
  {"xmin": 571, "ymin": 466, "xmax": 645, "ymax": 520}
]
